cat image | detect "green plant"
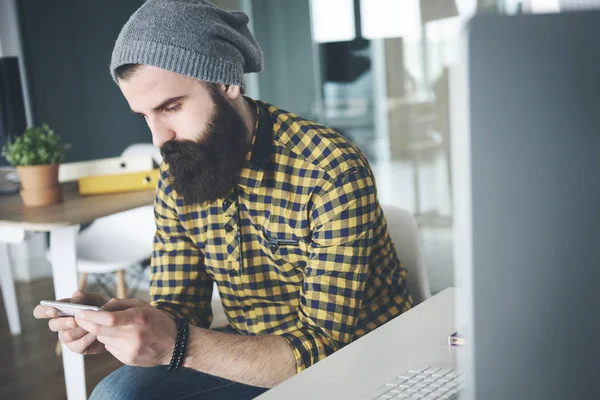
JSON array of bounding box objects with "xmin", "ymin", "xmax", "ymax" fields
[{"xmin": 1, "ymin": 123, "xmax": 70, "ymax": 166}]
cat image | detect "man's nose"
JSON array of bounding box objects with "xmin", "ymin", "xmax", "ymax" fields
[{"xmin": 147, "ymin": 118, "xmax": 175, "ymax": 148}]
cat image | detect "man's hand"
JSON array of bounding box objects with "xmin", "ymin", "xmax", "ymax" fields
[
  {"xmin": 74, "ymin": 298, "xmax": 177, "ymax": 367},
  {"xmin": 33, "ymin": 290, "xmax": 109, "ymax": 355}
]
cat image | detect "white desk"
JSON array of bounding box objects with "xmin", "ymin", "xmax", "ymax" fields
[
  {"xmin": 0, "ymin": 182, "xmax": 154, "ymax": 400},
  {"xmin": 257, "ymin": 288, "xmax": 459, "ymax": 400}
]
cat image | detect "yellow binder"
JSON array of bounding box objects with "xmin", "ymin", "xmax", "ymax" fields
[{"xmin": 78, "ymin": 169, "xmax": 160, "ymax": 195}]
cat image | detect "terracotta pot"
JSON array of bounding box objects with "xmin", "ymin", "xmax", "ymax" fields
[{"xmin": 16, "ymin": 164, "xmax": 62, "ymax": 207}]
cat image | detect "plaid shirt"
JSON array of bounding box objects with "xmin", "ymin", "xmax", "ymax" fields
[{"xmin": 150, "ymin": 100, "xmax": 412, "ymax": 372}]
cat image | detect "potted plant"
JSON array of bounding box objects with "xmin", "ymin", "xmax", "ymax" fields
[{"xmin": 1, "ymin": 123, "xmax": 70, "ymax": 207}]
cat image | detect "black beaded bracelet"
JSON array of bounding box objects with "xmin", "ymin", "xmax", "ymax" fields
[{"xmin": 166, "ymin": 317, "xmax": 189, "ymax": 371}]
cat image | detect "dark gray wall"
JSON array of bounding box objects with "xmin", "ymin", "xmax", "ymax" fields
[
  {"xmin": 251, "ymin": 0, "xmax": 317, "ymax": 119},
  {"xmin": 17, "ymin": 0, "xmax": 319, "ymax": 163},
  {"xmin": 17, "ymin": 0, "xmax": 149, "ymax": 163}
]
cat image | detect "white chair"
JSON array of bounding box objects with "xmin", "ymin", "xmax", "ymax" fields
[
  {"xmin": 46, "ymin": 206, "xmax": 156, "ymax": 294},
  {"xmin": 382, "ymin": 204, "xmax": 432, "ymax": 305}
]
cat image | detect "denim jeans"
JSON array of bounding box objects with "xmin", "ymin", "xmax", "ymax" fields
[
  {"xmin": 89, "ymin": 327, "xmax": 269, "ymax": 400},
  {"xmin": 89, "ymin": 365, "xmax": 269, "ymax": 400}
]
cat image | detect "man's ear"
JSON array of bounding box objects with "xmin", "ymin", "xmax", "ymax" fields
[{"xmin": 219, "ymin": 84, "xmax": 241, "ymax": 101}]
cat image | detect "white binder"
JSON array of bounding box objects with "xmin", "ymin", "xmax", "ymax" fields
[{"xmin": 58, "ymin": 155, "xmax": 154, "ymax": 183}]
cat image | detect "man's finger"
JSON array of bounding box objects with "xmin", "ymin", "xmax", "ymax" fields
[
  {"xmin": 58, "ymin": 327, "xmax": 87, "ymax": 343},
  {"xmin": 77, "ymin": 303, "xmax": 141, "ymax": 327},
  {"xmin": 75, "ymin": 316, "xmax": 120, "ymax": 337},
  {"xmin": 71, "ymin": 291, "xmax": 108, "ymax": 307},
  {"xmin": 101, "ymin": 298, "xmax": 146, "ymax": 312},
  {"xmin": 76, "ymin": 309, "xmax": 118, "ymax": 326},
  {"xmin": 34, "ymin": 305, "xmax": 56, "ymax": 319},
  {"xmin": 97, "ymin": 336, "xmax": 129, "ymax": 350},
  {"xmin": 48, "ymin": 317, "xmax": 77, "ymax": 332},
  {"xmin": 63, "ymin": 332, "xmax": 99, "ymax": 354},
  {"xmin": 33, "ymin": 298, "xmax": 73, "ymax": 319},
  {"xmin": 83, "ymin": 340, "xmax": 106, "ymax": 355},
  {"xmin": 56, "ymin": 297, "xmax": 71, "ymax": 302}
]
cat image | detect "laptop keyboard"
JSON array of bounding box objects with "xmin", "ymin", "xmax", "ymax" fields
[{"xmin": 360, "ymin": 367, "xmax": 465, "ymax": 400}]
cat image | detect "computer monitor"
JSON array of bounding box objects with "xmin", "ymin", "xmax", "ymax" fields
[
  {"xmin": 452, "ymin": 10, "xmax": 600, "ymax": 400},
  {"xmin": 0, "ymin": 56, "xmax": 27, "ymax": 166}
]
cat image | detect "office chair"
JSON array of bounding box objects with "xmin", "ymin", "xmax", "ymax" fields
[{"xmin": 382, "ymin": 204, "xmax": 432, "ymax": 305}]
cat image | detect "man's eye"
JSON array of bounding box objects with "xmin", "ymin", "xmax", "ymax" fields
[{"xmin": 164, "ymin": 104, "xmax": 181, "ymax": 113}]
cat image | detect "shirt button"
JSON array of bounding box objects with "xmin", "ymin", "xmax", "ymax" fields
[
  {"xmin": 269, "ymin": 242, "xmax": 278, "ymax": 252},
  {"xmin": 230, "ymin": 270, "xmax": 239, "ymax": 277},
  {"xmin": 223, "ymin": 200, "xmax": 231, "ymax": 209},
  {"xmin": 225, "ymin": 224, "xmax": 234, "ymax": 232}
]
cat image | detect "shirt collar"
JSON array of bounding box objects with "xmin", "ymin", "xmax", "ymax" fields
[{"xmin": 238, "ymin": 99, "xmax": 272, "ymax": 191}]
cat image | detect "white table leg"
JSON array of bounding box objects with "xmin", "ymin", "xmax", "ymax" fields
[
  {"xmin": 51, "ymin": 225, "xmax": 87, "ymax": 400},
  {"xmin": 0, "ymin": 242, "xmax": 22, "ymax": 335}
]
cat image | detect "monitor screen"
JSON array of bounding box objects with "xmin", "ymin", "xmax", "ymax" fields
[{"xmin": 0, "ymin": 56, "xmax": 27, "ymax": 166}]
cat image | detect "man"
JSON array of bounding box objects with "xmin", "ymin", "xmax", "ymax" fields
[{"xmin": 34, "ymin": 0, "xmax": 412, "ymax": 398}]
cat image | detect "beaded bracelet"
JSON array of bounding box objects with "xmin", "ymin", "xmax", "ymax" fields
[{"xmin": 166, "ymin": 317, "xmax": 189, "ymax": 371}]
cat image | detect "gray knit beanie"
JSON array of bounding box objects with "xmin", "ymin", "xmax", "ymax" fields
[{"xmin": 110, "ymin": 0, "xmax": 263, "ymax": 89}]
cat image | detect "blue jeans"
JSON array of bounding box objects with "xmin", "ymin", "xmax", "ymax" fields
[{"xmin": 89, "ymin": 365, "xmax": 269, "ymax": 400}]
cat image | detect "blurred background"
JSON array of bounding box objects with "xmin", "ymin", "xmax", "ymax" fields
[{"xmin": 1, "ymin": 0, "xmax": 514, "ymax": 295}]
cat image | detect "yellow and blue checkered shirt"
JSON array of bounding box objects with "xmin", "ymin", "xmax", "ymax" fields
[{"xmin": 150, "ymin": 100, "xmax": 412, "ymax": 372}]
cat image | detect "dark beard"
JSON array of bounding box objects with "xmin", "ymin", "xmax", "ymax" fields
[{"xmin": 160, "ymin": 87, "xmax": 251, "ymax": 206}]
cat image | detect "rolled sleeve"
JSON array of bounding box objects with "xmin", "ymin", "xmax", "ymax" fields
[{"xmin": 281, "ymin": 168, "xmax": 376, "ymax": 372}]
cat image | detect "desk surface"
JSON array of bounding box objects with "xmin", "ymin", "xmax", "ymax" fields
[
  {"xmin": 257, "ymin": 288, "xmax": 459, "ymax": 400},
  {"xmin": 0, "ymin": 182, "xmax": 155, "ymax": 231}
]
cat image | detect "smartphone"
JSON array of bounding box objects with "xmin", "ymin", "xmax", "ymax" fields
[{"xmin": 40, "ymin": 300, "xmax": 102, "ymax": 317}]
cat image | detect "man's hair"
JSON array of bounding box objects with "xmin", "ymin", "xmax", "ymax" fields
[
  {"xmin": 114, "ymin": 63, "xmax": 143, "ymax": 81},
  {"xmin": 114, "ymin": 64, "xmax": 244, "ymax": 95}
]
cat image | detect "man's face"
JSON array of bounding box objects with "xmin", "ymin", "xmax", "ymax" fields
[{"xmin": 119, "ymin": 65, "xmax": 250, "ymax": 205}]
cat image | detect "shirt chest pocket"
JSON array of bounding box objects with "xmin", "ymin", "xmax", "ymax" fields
[{"xmin": 260, "ymin": 226, "xmax": 308, "ymax": 276}]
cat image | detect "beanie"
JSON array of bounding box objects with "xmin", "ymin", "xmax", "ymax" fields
[{"xmin": 110, "ymin": 0, "xmax": 263, "ymax": 89}]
